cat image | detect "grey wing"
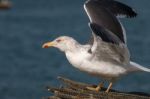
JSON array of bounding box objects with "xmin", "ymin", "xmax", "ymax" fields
[
  {"xmin": 84, "ymin": 0, "xmax": 126, "ymax": 43},
  {"xmin": 94, "ymin": 40, "xmax": 130, "ymax": 65},
  {"xmin": 84, "ymin": 0, "xmax": 132, "ymax": 64},
  {"xmin": 89, "ymin": 24, "xmax": 130, "ymax": 64}
]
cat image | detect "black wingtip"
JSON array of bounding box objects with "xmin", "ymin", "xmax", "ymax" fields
[
  {"xmin": 85, "ymin": 0, "xmax": 137, "ymax": 18},
  {"xmin": 116, "ymin": 9, "xmax": 137, "ymax": 18},
  {"xmin": 113, "ymin": 0, "xmax": 138, "ymax": 18}
]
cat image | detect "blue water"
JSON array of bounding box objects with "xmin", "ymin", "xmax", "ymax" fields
[{"xmin": 0, "ymin": 0, "xmax": 150, "ymax": 99}]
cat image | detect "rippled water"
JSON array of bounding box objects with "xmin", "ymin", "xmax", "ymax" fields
[{"xmin": 0, "ymin": 0, "xmax": 150, "ymax": 99}]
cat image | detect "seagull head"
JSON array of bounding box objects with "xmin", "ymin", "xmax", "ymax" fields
[{"xmin": 42, "ymin": 36, "xmax": 78, "ymax": 52}]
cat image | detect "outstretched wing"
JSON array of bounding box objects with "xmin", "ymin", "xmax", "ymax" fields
[
  {"xmin": 84, "ymin": 0, "xmax": 137, "ymax": 44},
  {"xmin": 84, "ymin": 0, "xmax": 124, "ymax": 43},
  {"xmin": 86, "ymin": 0, "xmax": 137, "ymax": 18}
]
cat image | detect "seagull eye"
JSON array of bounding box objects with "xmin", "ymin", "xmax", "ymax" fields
[{"xmin": 56, "ymin": 39, "xmax": 62, "ymax": 42}]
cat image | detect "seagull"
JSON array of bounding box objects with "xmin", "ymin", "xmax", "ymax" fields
[{"xmin": 42, "ymin": 0, "xmax": 150, "ymax": 92}]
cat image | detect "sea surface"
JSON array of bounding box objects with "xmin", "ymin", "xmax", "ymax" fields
[{"xmin": 0, "ymin": 0, "xmax": 150, "ymax": 99}]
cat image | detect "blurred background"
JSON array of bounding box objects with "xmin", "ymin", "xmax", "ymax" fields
[{"xmin": 0, "ymin": 0, "xmax": 150, "ymax": 99}]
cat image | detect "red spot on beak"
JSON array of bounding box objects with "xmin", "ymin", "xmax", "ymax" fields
[{"xmin": 43, "ymin": 45, "xmax": 49, "ymax": 48}]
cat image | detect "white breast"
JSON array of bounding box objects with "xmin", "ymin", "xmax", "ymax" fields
[
  {"xmin": 65, "ymin": 50, "xmax": 127, "ymax": 79},
  {"xmin": 65, "ymin": 50, "xmax": 91, "ymax": 68}
]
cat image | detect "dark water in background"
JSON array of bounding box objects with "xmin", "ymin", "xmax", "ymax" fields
[{"xmin": 0, "ymin": 0, "xmax": 150, "ymax": 99}]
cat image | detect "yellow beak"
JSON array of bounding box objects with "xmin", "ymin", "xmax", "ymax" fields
[{"xmin": 42, "ymin": 42, "xmax": 56, "ymax": 48}]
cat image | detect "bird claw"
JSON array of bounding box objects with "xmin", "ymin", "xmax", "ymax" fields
[
  {"xmin": 105, "ymin": 82, "xmax": 113, "ymax": 93},
  {"xmin": 86, "ymin": 82, "xmax": 103, "ymax": 92}
]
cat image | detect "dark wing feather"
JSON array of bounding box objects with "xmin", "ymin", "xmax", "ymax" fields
[
  {"xmin": 89, "ymin": 23, "xmax": 121, "ymax": 45},
  {"xmin": 89, "ymin": 0, "xmax": 137, "ymax": 18},
  {"xmin": 84, "ymin": 1, "xmax": 125, "ymax": 43}
]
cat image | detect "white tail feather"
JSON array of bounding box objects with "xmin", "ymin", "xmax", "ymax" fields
[{"xmin": 130, "ymin": 61, "xmax": 150, "ymax": 72}]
